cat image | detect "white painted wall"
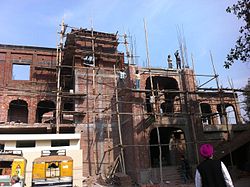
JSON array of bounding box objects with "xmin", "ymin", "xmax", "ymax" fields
[{"xmin": 1, "ymin": 134, "xmax": 83, "ymax": 187}]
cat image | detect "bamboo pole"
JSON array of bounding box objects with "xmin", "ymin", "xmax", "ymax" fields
[
  {"xmin": 114, "ymin": 65, "xmax": 126, "ymax": 174},
  {"xmin": 190, "ymin": 53, "xmax": 200, "ymax": 164},
  {"xmin": 124, "ymin": 33, "xmax": 131, "ymax": 65},
  {"xmin": 210, "ymin": 51, "xmax": 233, "ymax": 167},
  {"xmin": 156, "ymin": 127, "xmax": 163, "ymax": 184},
  {"xmin": 228, "ymin": 78, "xmax": 241, "ymax": 124},
  {"xmin": 91, "ymin": 23, "xmax": 98, "ymax": 173},
  {"xmin": 56, "ymin": 19, "xmax": 66, "ymax": 134},
  {"xmin": 144, "ymin": 19, "xmax": 156, "ymax": 113}
]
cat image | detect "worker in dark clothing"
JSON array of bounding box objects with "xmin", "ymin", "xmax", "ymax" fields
[
  {"xmin": 174, "ymin": 50, "xmax": 181, "ymax": 69},
  {"xmin": 180, "ymin": 155, "xmax": 192, "ymax": 184},
  {"xmin": 195, "ymin": 144, "xmax": 234, "ymax": 187}
]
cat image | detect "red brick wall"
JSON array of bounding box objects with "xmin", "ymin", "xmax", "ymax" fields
[{"xmin": 0, "ymin": 45, "xmax": 57, "ymax": 124}]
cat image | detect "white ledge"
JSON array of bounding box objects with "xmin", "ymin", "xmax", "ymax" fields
[{"xmin": 0, "ymin": 133, "xmax": 81, "ymax": 141}]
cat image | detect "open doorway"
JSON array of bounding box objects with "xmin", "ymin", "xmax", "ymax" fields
[{"xmin": 149, "ymin": 127, "xmax": 186, "ymax": 167}]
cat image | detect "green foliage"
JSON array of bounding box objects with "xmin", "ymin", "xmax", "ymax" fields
[
  {"xmin": 224, "ymin": 0, "xmax": 250, "ymax": 68},
  {"xmin": 243, "ymin": 79, "xmax": 250, "ymax": 122}
]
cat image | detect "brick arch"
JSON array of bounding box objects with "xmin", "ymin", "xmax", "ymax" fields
[
  {"xmin": 217, "ymin": 103, "xmax": 237, "ymax": 124},
  {"xmin": 8, "ymin": 99, "xmax": 28, "ymax": 123},
  {"xmin": 145, "ymin": 76, "xmax": 179, "ymax": 113}
]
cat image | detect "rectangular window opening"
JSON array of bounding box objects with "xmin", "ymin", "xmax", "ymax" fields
[
  {"xmin": 16, "ymin": 140, "xmax": 35, "ymax": 148},
  {"xmin": 12, "ymin": 64, "xmax": 30, "ymax": 80},
  {"xmin": 51, "ymin": 139, "xmax": 70, "ymax": 147}
]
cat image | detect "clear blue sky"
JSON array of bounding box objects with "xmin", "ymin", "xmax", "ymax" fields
[{"xmin": 0, "ymin": 0, "xmax": 249, "ymax": 89}]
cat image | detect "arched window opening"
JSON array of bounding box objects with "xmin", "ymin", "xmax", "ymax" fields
[
  {"xmin": 149, "ymin": 127, "xmax": 186, "ymax": 167},
  {"xmin": 145, "ymin": 77, "xmax": 179, "ymax": 114},
  {"xmin": 36, "ymin": 100, "xmax": 55, "ymax": 123},
  {"xmin": 8, "ymin": 99, "xmax": 28, "ymax": 123},
  {"xmin": 217, "ymin": 104, "xmax": 237, "ymax": 125}
]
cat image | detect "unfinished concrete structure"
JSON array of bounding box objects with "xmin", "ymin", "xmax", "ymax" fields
[{"xmin": 0, "ymin": 26, "xmax": 250, "ymax": 186}]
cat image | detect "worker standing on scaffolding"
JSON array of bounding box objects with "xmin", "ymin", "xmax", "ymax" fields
[
  {"xmin": 118, "ymin": 67, "xmax": 127, "ymax": 87},
  {"xmin": 135, "ymin": 70, "xmax": 140, "ymax": 89},
  {"xmin": 167, "ymin": 54, "xmax": 173, "ymax": 69},
  {"xmin": 174, "ymin": 50, "xmax": 181, "ymax": 69}
]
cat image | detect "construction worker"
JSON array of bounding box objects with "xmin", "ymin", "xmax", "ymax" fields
[
  {"xmin": 174, "ymin": 50, "xmax": 181, "ymax": 69},
  {"xmin": 167, "ymin": 54, "xmax": 173, "ymax": 69},
  {"xmin": 119, "ymin": 68, "xmax": 126, "ymax": 80},
  {"xmin": 180, "ymin": 155, "xmax": 192, "ymax": 184},
  {"xmin": 135, "ymin": 70, "xmax": 140, "ymax": 89},
  {"xmin": 169, "ymin": 134, "xmax": 177, "ymax": 165},
  {"xmin": 118, "ymin": 68, "xmax": 127, "ymax": 87}
]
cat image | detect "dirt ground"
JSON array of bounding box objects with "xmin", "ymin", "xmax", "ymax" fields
[
  {"xmin": 234, "ymin": 177, "xmax": 250, "ymax": 187},
  {"xmin": 140, "ymin": 176, "xmax": 250, "ymax": 187},
  {"xmin": 173, "ymin": 176, "xmax": 250, "ymax": 187}
]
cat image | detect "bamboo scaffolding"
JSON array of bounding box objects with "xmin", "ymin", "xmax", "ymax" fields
[
  {"xmin": 113, "ymin": 65, "xmax": 126, "ymax": 174},
  {"xmin": 210, "ymin": 51, "xmax": 234, "ymax": 167},
  {"xmin": 2, "ymin": 22, "xmax": 247, "ymax": 184}
]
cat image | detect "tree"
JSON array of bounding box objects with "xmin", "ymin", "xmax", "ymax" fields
[
  {"xmin": 224, "ymin": 0, "xmax": 250, "ymax": 68},
  {"xmin": 243, "ymin": 78, "xmax": 250, "ymax": 122}
]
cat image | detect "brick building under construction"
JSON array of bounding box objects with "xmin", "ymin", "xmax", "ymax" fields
[{"xmin": 0, "ymin": 25, "xmax": 249, "ymax": 187}]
